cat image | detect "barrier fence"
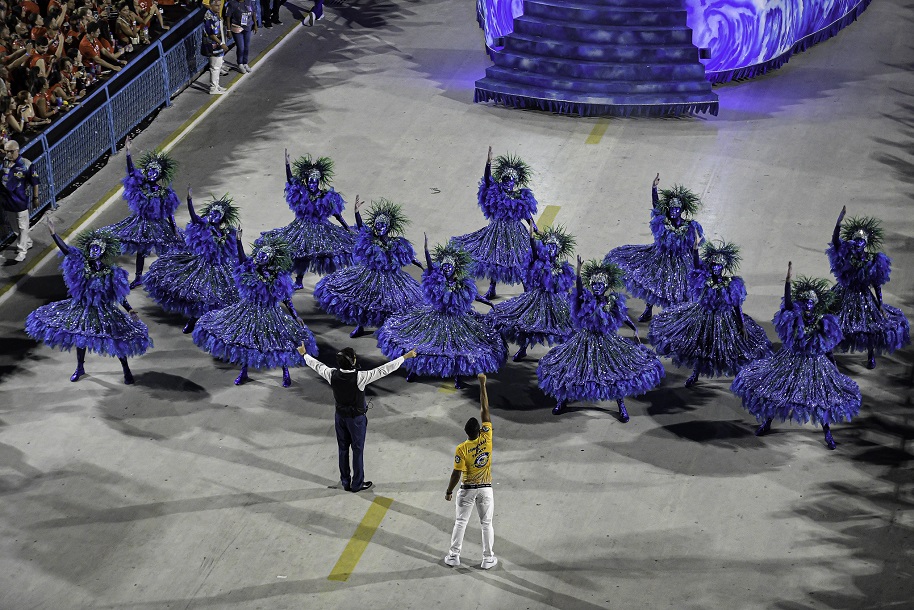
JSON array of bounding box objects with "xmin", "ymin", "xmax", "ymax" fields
[{"xmin": 2, "ymin": 7, "xmax": 208, "ymax": 246}]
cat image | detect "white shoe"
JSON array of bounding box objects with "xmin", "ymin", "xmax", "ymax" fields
[
  {"xmin": 25, "ymin": 239, "xmax": 33, "ymax": 249},
  {"xmin": 243, "ymin": 64, "xmax": 252, "ymax": 73},
  {"xmin": 210, "ymin": 86, "xmax": 227, "ymax": 94},
  {"xmin": 220, "ymin": 67, "xmax": 230, "ymax": 76},
  {"xmin": 14, "ymin": 251, "xmax": 26, "ymax": 262},
  {"xmin": 444, "ymin": 553, "xmax": 460, "ymax": 567},
  {"xmin": 480, "ymin": 556, "xmax": 498, "ymax": 570}
]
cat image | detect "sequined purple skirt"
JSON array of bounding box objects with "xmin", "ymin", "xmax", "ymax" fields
[
  {"xmin": 605, "ymin": 245, "xmax": 695, "ymax": 309},
  {"xmin": 144, "ymin": 251, "xmax": 240, "ymax": 318},
  {"xmin": 314, "ymin": 264, "xmax": 423, "ymax": 328},
  {"xmin": 832, "ymin": 286, "xmax": 910, "ymax": 355},
  {"xmin": 263, "ymin": 219, "xmax": 354, "ymax": 275},
  {"xmin": 26, "ymin": 299, "xmax": 152, "ymax": 358},
  {"xmin": 487, "ymin": 288, "xmax": 573, "ymax": 347},
  {"xmin": 451, "ymin": 219, "xmax": 528, "ymax": 284}
]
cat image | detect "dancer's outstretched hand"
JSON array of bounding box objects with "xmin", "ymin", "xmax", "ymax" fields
[
  {"xmin": 423, "ymin": 232, "xmax": 428, "ymax": 250},
  {"xmin": 787, "ymin": 261, "xmax": 793, "ymax": 282},
  {"xmin": 354, "ymin": 195, "xmax": 363, "ymax": 214},
  {"xmin": 653, "ymin": 173, "xmax": 660, "ymax": 188},
  {"xmin": 284, "ymin": 149, "xmax": 290, "ymax": 165},
  {"xmin": 187, "ymin": 186, "xmax": 193, "ymax": 200},
  {"xmin": 576, "ymin": 255, "xmax": 583, "ymax": 274},
  {"xmin": 837, "ymin": 205, "xmax": 846, "ymax": 223},
  {"xmin": 693, "ymin": 226, "xmax": 701, "ymax": 249},
  {"xmin": 487, "ymin": 146, "xmax": 493, "ymax": 164}
]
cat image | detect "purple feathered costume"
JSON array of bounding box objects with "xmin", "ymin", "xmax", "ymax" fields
[
  {"xmin": 732, "ymin": 275, "xmax": 861, "ymax": 449},
  {"xmin": 376, "ymin": 242, "xmax": 506, "ymax": 386},
  {"xmin": 487, "ymin": 229, "xmax": 575, "ymax": 359},
  {"xmin": 314, "ymin": 200, "xmax": 423, "ymax": 334},
  {"xmin": 263, "ymin": 156, "xmax": 354, "ymax": 281},
  {"xmin": 826, "ymin": 220, "xmax": 909, "ymax": 367},
  {"xmin": 648, "ymin": 245, "xmax": 771, "ymax": 383},
  {"xmin": 605, "ymin": 183, "xmax": 704, "ymax": 314},
  {"xmin": 144, "ymin": 196, "xmax": 240, "ymax": 321},
  {"xmin": 537, "ymin": 262, "xmax": 665, "ymax": 418},
  {"xmin": 193, "ymin": 237, "xmax": 317, "ymax": 386},
  {"xmin": 104, "ymin": 151, "xmax": 182, "ymax": 257},
  {"xmin": 451, "ymin": 153, "xmax": 538, "ymax": 296},
  {"xmin": 26, "ymin": 244, "xmax": 151, "ymax": 357}
]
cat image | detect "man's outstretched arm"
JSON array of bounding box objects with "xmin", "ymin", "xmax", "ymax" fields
[
  {"xmin": 357, "ymin": 349, "xmax": 417, "ymax": 389},
  {"xmin": 478, "ymin": 374, "xmax": 491, "ymax": 423}
]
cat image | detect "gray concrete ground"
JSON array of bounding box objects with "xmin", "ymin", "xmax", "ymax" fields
[{"xmin": 1, "ymin": 0, "xmax": 912, "ymax": 608}]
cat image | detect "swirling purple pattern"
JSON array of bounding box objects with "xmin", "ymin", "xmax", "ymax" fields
[
  {"xmin": 686, "ymin": 0, "xmax": 872, "ymax": 82},
  {"xmin": 476, "ymin": 0, "xmax": 524, "ymax": 48}
]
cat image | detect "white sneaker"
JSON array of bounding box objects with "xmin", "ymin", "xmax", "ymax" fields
[
  {"xmin": 480, "ymin": 556, "xmax": 498, "ymax": 570},
  {"xmin": 210, "ymin": 86, "xmax": 227, "ymax": 95},
  {"xmin": 243, "ymin": 64, "xmax": 252, "ymax": 73},
  {"xmin": 443, "ymin": 553, "xmax": 460, "ymax": 567},
  {"xmin": 14, "ymin": 251, "xmax": 26, "ymax": 262}
]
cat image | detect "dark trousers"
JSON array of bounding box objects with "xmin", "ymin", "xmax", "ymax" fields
[
  {"xmin": 260, "ymin": 0, "xmax": 281, "ymax": 22},
  {"xmin": 232, "ymin": 28, "xmax": 251, "ymax": 64},
  {"xmin": 335, "ymin": 412, "xmax": 367, "ymax": 489}
]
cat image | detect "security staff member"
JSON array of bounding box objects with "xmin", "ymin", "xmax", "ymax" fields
[
  {"xmin": 299, "ymin": 344, "xmax": 416, "ymax": 492},
  {"xmin": 1, "ymin": 140, "xmax": 39, "ymax": 263}
]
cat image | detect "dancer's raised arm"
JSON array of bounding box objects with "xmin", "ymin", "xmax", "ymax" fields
[
  {"xmin": 784, "ymin": 262, "xmax": 793, "ymax": 310},
  {"xmin": 125, "ymin": 136, "xmax": 135, "ymax": 174},
  {"xmin": 483, "ymin": 145, "xmax": 493, "ymax": 187},
  {"xmin": 575, "ymin": 255, "xmax": 584, "ymax": 307},
  {"xmin": 187, "ymin": 187, "xmax": 202, "ymax": 224},
  {"xmin": 284, "ymin": 149, "xmax": 293, "ymax": 183},
  {"xmin": 832, "ymin": 205, "xmax": 846, "ymax": 249},
  {"xmin": 353, "ymin": 195, "xmax": 364, "ymax": 229},
  {"xmin": 424, "ymin": 233, "xmax": 433, "ymax": 269},
  {"xmin": 651, "ymin": 173, "xmax": 660, "ymax": 209},
  {"xmin": 47, "ymin": 217, "xmax": 70, "ymax": 255}
]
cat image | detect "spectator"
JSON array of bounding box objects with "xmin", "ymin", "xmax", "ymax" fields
[
  {"xmin": 224, "ymin": 0, "xmax": 255, "ymax": 73},
  {"xmin": 202, "ymin": 0, "xmax": 228, "ymax": 94},
  {"xmin": 79, "ymin": 21, "xmax": 122, "ymax": 72},
  {"xmin": 0, "ymin": 139, "xmax": 39, "ymax": 262},
  {"xmin": 114, "ymin": 2, "xmax": 141, "ymax": 47},
  {"xmin": 259, "ymin": 0, "xmax": 279, "ymax": 28},
  {"xmin": 132, "ymin": 0, "xmax": 168, "ymax": 35}
]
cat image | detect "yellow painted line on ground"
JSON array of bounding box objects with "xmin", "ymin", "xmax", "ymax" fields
[
  {"xmin": 0, "ymin": 22, "xmax": 303, "ymax": 304},
  {"xmin": 328, "ymin": 496, "xmax": 394, "ymax": 582},
  {"xmin": 536, "ymin": 204, "xmax": 561, "ymax": 229},
  {"xmin": 585, "ymin": 118, "xmax": 610, "ymax": 144},
  {"xmin": 438, "ymin": 383, "xmax": 457, "ymax": 394}
]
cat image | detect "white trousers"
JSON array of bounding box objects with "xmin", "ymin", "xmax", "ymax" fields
[
  {"xmin": 449, "ymin": 486, "xmax": 495, "ymax": 559},
  {"xmin": 209, "ymin": 55, "xmax": 224, "ymax": 89},
  {"xmin": 5, "ymin": 209, "xmax": 30, "ymax": 256}
]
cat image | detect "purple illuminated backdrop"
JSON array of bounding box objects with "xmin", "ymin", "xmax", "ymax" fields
[
  {"xmin": 685, "ymin": 0, "xmax": 872, "ymax": 82},
  {"xmin": 476, "ymin": 0, "xmax": 871, "ymax": 82}
]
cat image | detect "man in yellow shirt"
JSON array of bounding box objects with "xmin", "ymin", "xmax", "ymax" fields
[{"xmin": 444, "ymin": 374, "xmax": 496, "ymax": 569}]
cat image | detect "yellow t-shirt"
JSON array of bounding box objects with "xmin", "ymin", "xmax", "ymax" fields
[{"xmin": 454, "ymin": 422, "xmax": 493, "ymax": 485}]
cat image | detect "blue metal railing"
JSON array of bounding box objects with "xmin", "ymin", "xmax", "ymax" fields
[{"xmin": 2, "ymin": 8, "xmax": 208, "ymax": 245}]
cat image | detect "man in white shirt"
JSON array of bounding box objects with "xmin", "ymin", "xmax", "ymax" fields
[{"xmin": 299, "ymin": 344, "xmax": 416, "ymax": 492}]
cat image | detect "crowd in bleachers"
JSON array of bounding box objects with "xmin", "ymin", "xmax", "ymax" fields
[{"xmin": 0, "ymin": 0, "xmax": 188, "ymax": 144}]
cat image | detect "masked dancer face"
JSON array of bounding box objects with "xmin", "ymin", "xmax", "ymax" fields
[
  {"xmin": 88, "ymin": 240, "xmax": 105, "ymax": 261},
  {"xmin": 850, "ymin": 231, "xmax": 868, "ymax": 257},
  {"xmin": 590, "ymin": 273, "xmax": 608, "ymax": 296},
  {"xmin": 306, "ymin": 170, "xmax": 321, "ymax": 193},
  {"xmin": 373, "ymin": 214, "xmax": 390, "ymax": 237},
  {"xmin": 668, "ymin": 198, "xmax": 682, "ymax": 220},
  {"xmin": 500, "ymin": 168, "xmax": 518, "ymax": 194},
  {"xmin": 254, "ymin": 246, "xmax": 274, "ymax": 266},
  {"xmin": 206, "ymin": 206, "xmax": 225, "ymax": 225},
  {"xmin": 144, "ymin": 161, "xmax": 162, "ymax": 183},
  {"xmin": 711, "ymin": 260, "xmax": 724, "ymax": 277},
  {"xmin": 440, "ymin": 258, "xmax": 456, "ymax": 279},
  {"xmin": 543, "ymin": 237, "xmax": 560, "ymax": 260},
  {"xmin": 799, "ymin": 291, "xmax": 818, "ymax": 320}
]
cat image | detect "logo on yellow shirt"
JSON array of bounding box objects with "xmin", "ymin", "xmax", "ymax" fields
[{"xmin": 474, "ymin": 452, "xmax": 489, "ymax": 468}]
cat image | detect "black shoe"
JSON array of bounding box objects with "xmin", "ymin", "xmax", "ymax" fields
[
  {"xmin": 263, "ymin": 20, "xmax": 273, "ymax": 27},
  {"xmin": 341, "ymin": 483, "xmax": 351, "ymax": 492},
  {"xmin": 272, "ymin": 18, "xmax": 283, "ymax": 25},
  {"xmin": 350, "ymin": 481, "xmax": 373, "ymax": 492}
]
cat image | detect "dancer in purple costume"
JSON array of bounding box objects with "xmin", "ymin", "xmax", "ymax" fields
[
  {"xmin": 538, "ymin": 257, "xmax": 665, "ymax": 419},
  {"xmin": 487, "ymin": 223, "xmax": 575, "ymax": 362},
  {"xmin": 192, "ymin": 234, "xmax": 318, "ymax": 387},
  {"xmin": 731, "ymin": 263, "xmax": 861, "ymax": 450},
  {"xmin": 314, "ymin": 196, "xmax": 424, "ymax": 338},
  {"xmin": 827, "ymin": 206, "xmax": 910, "ymax": 369},
  {"xmin": 376, "ymin": 236, "xmax": 507, "ymax": 389},
  {"xmin": 452, "ymin": 146, "xmax": 538, "ymax": 300},
  {"xmin": 605, "ymin": 173, "xmax": 704, "ymax": 322},
  {"xmin": 103, "ymin": 137, "xmax": 182, "ymax": 289},
  {"xmin": 25, "ymin": 218, "xmax": 151, "ymax": 384},
  {"xmin": 143, "ymin": 188, "xmax": 241, "ymax": 335},
  {"xmin": 264, "ymin": 150, "xmax": 354, "ymax": 290},
  {"xmin": 648, "ymin": 233, "xmax": 772, "ymax": 387}
]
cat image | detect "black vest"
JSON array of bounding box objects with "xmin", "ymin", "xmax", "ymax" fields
[{"xmin": 331, "ymin": 370, "xmax": 366, "ymax": 418}]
